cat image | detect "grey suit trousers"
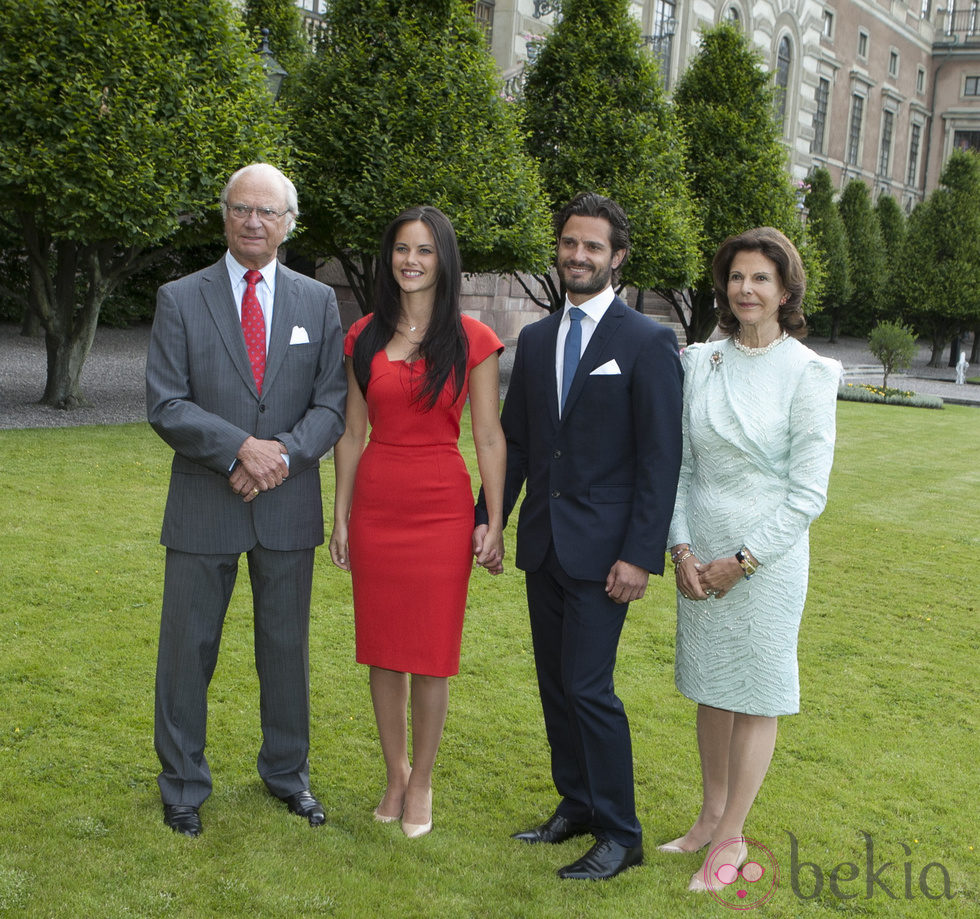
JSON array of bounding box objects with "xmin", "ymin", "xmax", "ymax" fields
[{"xmin": 154, "ymin": 544, "xmax": 315, "ymax": 806}]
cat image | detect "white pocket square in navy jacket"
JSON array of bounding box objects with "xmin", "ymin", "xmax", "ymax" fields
[{"xmin": 590, "ymin": 359, "xmax": 621, "ymax": 375}]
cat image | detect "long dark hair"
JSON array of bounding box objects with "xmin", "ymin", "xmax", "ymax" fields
[
  {"xmin": 352, "ymin": 206, "xmax": 468, "ymax": 410},
  {"xmin": 712, "ymin": 227, "xmax": 807, "ymax": 339}
]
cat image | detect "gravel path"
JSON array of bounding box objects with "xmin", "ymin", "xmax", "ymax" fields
[{"xmin": 1, "ymin": 321, "xmax": 976, "ymax": 431}]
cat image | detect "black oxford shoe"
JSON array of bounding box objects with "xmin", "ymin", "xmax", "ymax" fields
[
  {"xmin": 558, "ymin": 838, "xmax": 644, "ymax": 880},
  {"xmin": 278, "ymin": 789, "xmax": 326, "ymax": 826},
  {"xmin": 511, "ymin": 813, "xmax": 591, "ymax": 844},
  {"xmin": 163, "ymin": 804, "xmax": 202, "ymax": 837}
]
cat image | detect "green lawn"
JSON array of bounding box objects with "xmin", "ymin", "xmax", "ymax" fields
[{"xmin": 0, "ymin": 402, "xmax": 977, "ymax": 918}]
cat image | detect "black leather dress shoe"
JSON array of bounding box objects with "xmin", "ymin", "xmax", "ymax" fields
[
  {"xmin": 278, "ymin": 789, "xmax": 326, "ymax": 827},
  {"xmin": 163, "ymin": 804, "xmax": 202, "ymax": 837},
  {"xmin": 511, "ymin": 813, "xmax": 591, "ymax": 844},
  {"xmin": 558, "ymin": 838, "xmax": 644, "ymax": 880}
]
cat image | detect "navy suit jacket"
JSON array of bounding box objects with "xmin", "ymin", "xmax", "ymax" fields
[
  {"xmin": 491, "ymin": 296, "xmax": 683, "ymax": 582},
  {"xmin": 146, "ymin": 258, "xmax": 346, "ymax": 555}
]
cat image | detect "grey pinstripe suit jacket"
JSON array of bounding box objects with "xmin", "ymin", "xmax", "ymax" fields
[{"xmin": 146, "ymin": 257, "xmax": 346, "ymax": 554}]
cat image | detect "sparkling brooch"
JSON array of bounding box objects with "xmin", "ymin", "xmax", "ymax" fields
[{"xmin": 710, "ymin": 350, "xmax": 723, "ymax": 371}]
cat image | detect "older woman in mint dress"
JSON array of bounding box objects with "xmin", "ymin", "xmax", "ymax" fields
[{"xmin": 658, "ymin": 228, "xmax": 840, "ymax": 894}]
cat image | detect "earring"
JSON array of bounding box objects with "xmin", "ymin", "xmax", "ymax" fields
[{"xmin": 780, "ymin": 297, "xmax": 787, "ymax": 305}]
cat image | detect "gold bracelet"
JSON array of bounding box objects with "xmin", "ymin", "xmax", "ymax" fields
[{"xmin": 670, "ymin": 545, "xmax": 691, "ymax": 564}]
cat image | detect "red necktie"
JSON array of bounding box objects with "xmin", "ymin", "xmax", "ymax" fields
[{"xmin": 241, "ymin": 269, "xmax": 266, "ymax": 393}]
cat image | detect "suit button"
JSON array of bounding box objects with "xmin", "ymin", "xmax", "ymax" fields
[
  {"xmin": 259, "ymin": 404, "xmax": 266, "ymax": 412},
  {"xmin": 551, "ymin": 490, "xmax": 560, "ymax": 498},
  {"xmin": 553, "ymin": 450, "xmax": 562, "ymax": 459}
]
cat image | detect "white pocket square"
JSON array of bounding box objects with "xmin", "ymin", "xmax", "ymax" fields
[
  {"xmin": 289, "ymin": 325, "xmax": 310, "ymax": 345},
  {"xmin": 590, "ymin": 359, "xmax": 621, "ymax": 376}
]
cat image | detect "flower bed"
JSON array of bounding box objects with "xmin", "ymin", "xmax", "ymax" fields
[{"xmin": 838, "ymin": 382, "xmax": 943, "ymax": 409}]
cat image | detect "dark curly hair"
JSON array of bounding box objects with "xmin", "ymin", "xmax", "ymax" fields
[{"xmin": 712, "ymin": 227, "xmax": 807, "ymax": 339}]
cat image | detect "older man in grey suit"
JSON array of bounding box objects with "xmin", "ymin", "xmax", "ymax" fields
[{"xmin": 146, "ymin": 163, "xmax": 346, "ymax": 837}]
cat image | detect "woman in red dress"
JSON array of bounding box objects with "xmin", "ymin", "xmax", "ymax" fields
[{"xmin": 329, "ymin": 206, "xmax": 505, "ymax": 838}]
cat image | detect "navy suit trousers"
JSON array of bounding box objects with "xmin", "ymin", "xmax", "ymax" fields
[{"xmin": 525, "ymin": 543, "xmax": 641, "ymax": 847}]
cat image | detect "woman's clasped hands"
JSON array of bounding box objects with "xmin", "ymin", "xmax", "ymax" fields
[{"xmin": 674, "ymin": 548, "xmax": 744, "ymax": 601}]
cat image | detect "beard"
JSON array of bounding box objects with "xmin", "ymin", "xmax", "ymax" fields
[{"xmin": 558, "ymin": 257, "xmax": 613, "ymax": 297}]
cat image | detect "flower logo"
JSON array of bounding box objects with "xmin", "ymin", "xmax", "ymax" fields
[{"xmin": 702, "ymin": 837, "xmax": 779, "ymax": 910}]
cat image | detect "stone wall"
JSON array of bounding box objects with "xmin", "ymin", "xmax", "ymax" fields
[{"xmin": 315, "ymin": 258, "xmax": 688, "ymax": 344}]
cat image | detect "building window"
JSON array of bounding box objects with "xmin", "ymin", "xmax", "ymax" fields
[
  {"xmin": 907, "ymin": 123, "xmax": 921, "ymax": 186},
  {"xmin": 917, "ymin": 67, "xmax": 926, "ymax": 94},
  {"xmin": 879, "ymin": 110, "xmax": 894, "ymax": 176},
  {"xmin": 858, "ymin": 30, "xmax": 869, "ymax": 60},
  {"xmin": 965, "ymin": 75, "xmax": 980, "ymax": 96},
  {"xmin": 469, "ymin": 1, "xmax": 494, "ymax": 45},
  {"xmin": 953, "ymin": 130, "xmax": 980, "ymax": 152},
  {"xmin": 847, "ymin": 94, "xmax": 865, "ymax": 166},
  {"xmin": 647, "ymin": 0, "xmax": 677, "ymax": 90},
  {"xmin": 822, "ymin": 10, "xmax": 834, "ymax": 38},
  {"xmin": 728, "ymin": 6, "xmax": 740, "ymax": 23},
  {"xmin": 775, "ymin": 36, "xmax": 792, "ymax": 127},
  {"xmin": 812, "ymin": 77, "xmax": 830, "ymax": 154},
  {"xmin": 889, "ymin": 51, "xmax": 899, "ymax": 78}
]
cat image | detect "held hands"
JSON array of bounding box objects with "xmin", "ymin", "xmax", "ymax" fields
[
  {"xmin": 472, "ymin": 524, "xmax": 504, "ymax": 575},
  {"xmin": 231, "ymin": 436, "xmax": 288, "ymax": 502}
]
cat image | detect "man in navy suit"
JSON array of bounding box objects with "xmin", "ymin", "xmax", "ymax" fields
[
  {"xmin": 146, "ymin": 164, "xmax": 346, "ymax": 837},
  {"xmin": 475, "ymin": 192, "xmax": 682, "ymax": 879}
]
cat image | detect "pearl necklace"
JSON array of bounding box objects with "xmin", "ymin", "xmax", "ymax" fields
[{"xmin": 732, "ymin": 330, "xmax": 788, "ymax": 355}]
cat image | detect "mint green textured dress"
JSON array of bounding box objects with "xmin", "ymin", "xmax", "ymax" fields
[{"xmin": 667, "ymin": 337, "xmax": 841, "ymax": 716}]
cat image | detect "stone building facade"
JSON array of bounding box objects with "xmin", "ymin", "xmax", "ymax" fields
[{"xmin": 295, "ymin": 1, "xmax": 980, "ymax": 336}]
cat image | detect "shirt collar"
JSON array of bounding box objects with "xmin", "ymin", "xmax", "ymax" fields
[
  {"xmin": 563, "ymin": 285, "xmax": 615, "ymax": 323},
  {"xmin": 225, "ymin": 251, "xmax": 278, "ymax": 288}
]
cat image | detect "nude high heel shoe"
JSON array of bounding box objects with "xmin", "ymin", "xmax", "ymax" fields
[
  {"xmin": 373, "ymin": 787, "xmax": 405, "ymax": 823},
  {"xmin": 373, "ymin": 803, "xmax": 401, "ymax": 824},
  {"xmin": 657, "ymin": 836, "xmax": 709, "ymax": 854},
  {"xmin": 688, "ymin": 838, "xmax": 747, "ymax": 893},
  {"xmin": 401, "ymin": 789, "xmax": 432, "ymax": 839}
]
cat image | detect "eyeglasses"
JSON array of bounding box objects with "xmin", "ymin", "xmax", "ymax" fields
[{"xmin": 227, "ymin": 204, "xmax": 290, "ymax": 222}]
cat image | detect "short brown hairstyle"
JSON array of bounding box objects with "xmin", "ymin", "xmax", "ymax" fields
[
  {"xmin": 554, "ymin": 192, "xmax": 631, "ymax": 284},
  {"xmin": 712, "ymin": 227, "xmax": 807, "ymax": 339}
]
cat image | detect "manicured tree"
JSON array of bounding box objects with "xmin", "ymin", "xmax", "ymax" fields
[
  {"xmin": 874, "ymin": 193, "xmax": 906, "ymax": 321},
  {"xmin": 286, "ymin": 0, "xmax": 553, "ymax": 314},
  {"xmin": 243, "ymin": 0, "xmax": 311, "ymax": 75},
  {"xmin": 868, "ymin": 320, "xmax": 916, "ymax": 388},
  {"xmin": 521, "ymin": 0, "xmax": 700, "ymax": 312},
  {"xmin": 837, "ymin": 179, "xmax": 886, "ymax": 338},
  {"xmin": 0, "ymin": 0, "xmax": 281, "ymax": 408},
  {"xmin": 804, "ymin": 168, "xmax": 851, "ymax": 342},
  {"xmin": 898, "ymin": 150, "xmax": 980, "ymax": 366},
  {"xmin": 668, "ymin": 23, "xmax": 815, "ymax": 344}
]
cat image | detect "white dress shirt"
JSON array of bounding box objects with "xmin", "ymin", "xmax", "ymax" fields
[{"xmin": 555, "ymin": 285, "xmax": 615, "ymax": 415}]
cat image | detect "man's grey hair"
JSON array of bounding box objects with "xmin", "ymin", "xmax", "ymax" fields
[{"xmin": 220, "ymin": 163, "xmax": 299, "ymax": 237}]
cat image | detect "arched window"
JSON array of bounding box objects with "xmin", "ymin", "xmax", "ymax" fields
[
  {"xmin": 775, "ymin": 36, "xmax": 792, "ymax": 127},
  {"xmin": 728, "ymin": 5, "xmax": 740, "ymax": 22}
]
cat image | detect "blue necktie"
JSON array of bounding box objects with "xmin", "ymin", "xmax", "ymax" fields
[{"xmin": 560, "ymin": 307, "xmax": 585, "ymax": 413}]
